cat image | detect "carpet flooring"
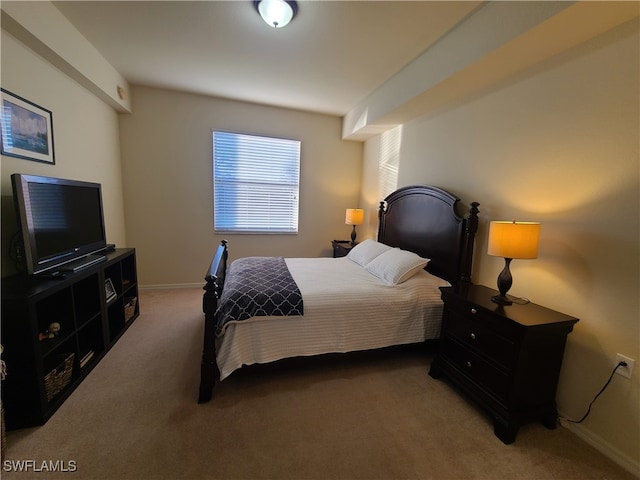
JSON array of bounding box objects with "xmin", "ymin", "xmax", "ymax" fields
[{"xmin": 2, "ymin": 287, "xmax": 636, "ymax": 480}]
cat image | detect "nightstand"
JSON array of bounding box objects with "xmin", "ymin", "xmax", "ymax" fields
[
  {"xmin": 332, "ymin": 240, "xmax": 355, "ymax": 258},
  {"xmin": 429, "ymin": 284, "xmax": 578, "ymax": 444}
]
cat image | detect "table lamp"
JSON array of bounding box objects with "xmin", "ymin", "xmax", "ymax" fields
[
  {"xmin": 345, "ymin": 208, "xmax": 364, "ymax": 246},
  {"xmin": 487, "ymin": 220, "xmax": 540, "ymax": 305}
]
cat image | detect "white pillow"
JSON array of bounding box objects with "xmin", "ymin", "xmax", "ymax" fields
[
  {"xmin": 347, "ymin": 239, "xmax": 392, "ymax": 266},
  {"xmin": 364, "ymin": 248, "xmax": 430, "ymax": 285}
]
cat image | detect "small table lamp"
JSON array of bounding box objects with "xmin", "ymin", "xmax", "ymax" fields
[
  {"xmin": 345, "ymin": 208, "xmax": 364, "ymax": 246},
  {"xmin": 487, "ymin": 220, "xmax": 540, "ymax": 305}
]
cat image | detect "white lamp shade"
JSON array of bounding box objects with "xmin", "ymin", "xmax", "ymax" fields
[
  {"xmin": 487, "ymin": 221, "xmax": 540, "ymax": 259},
  {"xmin": 345, "ymin": 208, "xmax": 364, "ymax": 226},
  {"xmin": 257, "ymin": 0, "xmax": 294, "ymax": 28}
]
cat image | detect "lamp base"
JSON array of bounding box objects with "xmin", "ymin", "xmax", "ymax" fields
[
  {"xmin": 493, "ymin": 257, "xmax": 514, "ymax": 305},
  {"xmin": 491, "ymin": 294, "xmax": 513, "ymax": 305}
]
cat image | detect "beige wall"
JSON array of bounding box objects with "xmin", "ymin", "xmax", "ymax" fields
[
  {"xmin": 0, "ymin": 30, "xmax": 127, "ymax": 277},
  {"xmin": 361, "ymin": 20, "xmax": 639, "ymax": 471},
  {"xmin": 118, "ymin": 86, "xmax": 362, "ymax": 287}
]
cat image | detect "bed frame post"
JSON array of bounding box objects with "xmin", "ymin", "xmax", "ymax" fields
[
  {"xmin": 376, "ymin": 201, "xmax": 386, "ymax": 241},
  {"xmin": 458, "ymin": 202, "xmax": 480, "ymax": 289},
  {"xmin": 199, "ymin": 240, "xmax": 228, "ymax": 403}
]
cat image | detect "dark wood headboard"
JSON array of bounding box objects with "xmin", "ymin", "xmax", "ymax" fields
[{"xmin": 377, "ymin": 185, "xmax": 479, "ymax": 287}]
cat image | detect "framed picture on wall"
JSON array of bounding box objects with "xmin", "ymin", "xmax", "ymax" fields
[{"xmin": 0, "ymin": 88, "xmax": 55, "ymax": 165}]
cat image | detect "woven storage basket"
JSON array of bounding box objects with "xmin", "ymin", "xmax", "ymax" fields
[
  {"xmin": 124, "ymin": 297, "xmax": 137, "ymax": 322},
  {"xmin": 44, "ymin": 353, "xmax": 74, "ymax": 401}
]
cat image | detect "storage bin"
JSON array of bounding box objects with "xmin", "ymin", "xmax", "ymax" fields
[
  {"xmin": 124, "ymin": 297, "xmax": 137, "ymax": 322},
  {"xmin": 44, "ymin": 353, "xmax": 74, "ymax": 401}
]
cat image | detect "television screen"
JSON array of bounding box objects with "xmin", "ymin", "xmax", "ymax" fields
[{"xmin": 11, "ymin": 174, "xmax": 107, "ymax": 275}]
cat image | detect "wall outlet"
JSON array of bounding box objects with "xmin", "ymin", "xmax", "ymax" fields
[{"xmin": 615, "ymin": 354, "xmax": 635, "ymax": 379}]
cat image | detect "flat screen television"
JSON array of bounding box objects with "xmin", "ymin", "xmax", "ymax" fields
[{"xmin": 11, "ymin": 173, "xmax": 108, "ymax": 275}]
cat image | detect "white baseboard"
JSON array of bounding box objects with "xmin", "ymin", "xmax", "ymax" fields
[
  {"xmin": 559, "ymin": 417, "xmax": 640, "ymax": 478},
  {"xmin": 139, "ymin": 283, "xmax": 203, "ymax": 290}
]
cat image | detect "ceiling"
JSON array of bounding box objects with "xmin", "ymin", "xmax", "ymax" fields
[{"xmin": 52, "ymin": 1, "xmax": 481, "ymax": 116}]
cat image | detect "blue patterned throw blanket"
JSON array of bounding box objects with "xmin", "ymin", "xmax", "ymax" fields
[{"xmin": 215, "ymin": 257, "xmax": 304, "ymax": 335}]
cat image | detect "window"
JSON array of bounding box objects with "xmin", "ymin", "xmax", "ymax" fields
[{"xmin": 213, "ymin": 131, "xmax": 301, "ymax": 233}]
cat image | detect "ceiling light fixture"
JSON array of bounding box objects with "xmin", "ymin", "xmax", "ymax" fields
[{"xmin": 254, "ymin": 0, "xmax": 298, "ymax": 28}]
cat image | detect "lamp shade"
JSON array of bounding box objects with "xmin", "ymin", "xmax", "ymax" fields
[
  {"xmin": 487, "ymin": 221, "xmax": 540, "ymax": 259},
  {"xmin": 345, "ymin": 209, "xmax": 364, "ymax": 226}
]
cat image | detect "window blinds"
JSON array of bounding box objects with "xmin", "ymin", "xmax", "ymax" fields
[{"xmin": 213, "ymin": 131, "xmax": 300, "ymax": 233}]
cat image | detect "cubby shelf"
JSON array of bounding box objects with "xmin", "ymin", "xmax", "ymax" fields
[{"xmin": 1, "ymin": 248, "xmax": 139, "ymax": 430}]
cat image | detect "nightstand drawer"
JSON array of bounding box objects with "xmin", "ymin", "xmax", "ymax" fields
[
  {"xmin": 445, "ymin": 300, "xmax": 522, "ymax": 342},
  {"xmin": 444, "ymin": 308, "xmax": 516, "ymax": 370},
  {"xmin": 442, "ymin": 337, "xmax": 509, "ymax": 401}
]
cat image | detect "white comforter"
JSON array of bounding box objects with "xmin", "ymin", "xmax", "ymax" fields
[{"xmin": 215, "ymin": 257, "xmax": 449, "ymax": 380}]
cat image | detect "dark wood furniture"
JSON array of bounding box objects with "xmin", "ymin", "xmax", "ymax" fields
[
  {"xmin": 200, "ymin": 185, "xmax": 480, "ymax": 403},
  {"xmin": 332, "ymin": 240, "xmax": 354, "ymax": 258},
  {"xmin": 1, "ymin": 248, "xmax": 139, "ymax": 429},
  {"xmin": 429, "ymin": 284, "xmax": 578, "ymax": 444}
]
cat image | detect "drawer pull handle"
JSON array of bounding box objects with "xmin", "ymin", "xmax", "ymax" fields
[
  {"xmin": 466, "ymin": 361, "xmax": 472, "ymax": 368},
  {"xmin": 471, "ymin": 308, "xmax": 477, "ymax": 314},
  {"xmin": 470, "ymin": 333, "xmax": 476, "ymax": 340}
]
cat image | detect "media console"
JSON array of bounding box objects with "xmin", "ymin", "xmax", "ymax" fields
[{"xmin": 1, "ymin": 248, "xmax": 139, "ymax": 429}]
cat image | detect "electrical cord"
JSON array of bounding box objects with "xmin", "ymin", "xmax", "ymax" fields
[
  {"xmin": 511, "ymin": 296, "xmax": 531, "ymax": 305},
  {"xmin": 561, "ymin": 361, "xmax": 627, "ymax": 424}
]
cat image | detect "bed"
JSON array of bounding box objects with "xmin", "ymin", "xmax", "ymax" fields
[{"xmin": 199, "ymin": 185, "xmax": 480, "ymax": 403}]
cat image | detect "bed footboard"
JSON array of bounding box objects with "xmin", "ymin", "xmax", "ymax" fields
[{"xmin": 199, "ymin": 240, "xmax": 228, "ymax": 403}]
